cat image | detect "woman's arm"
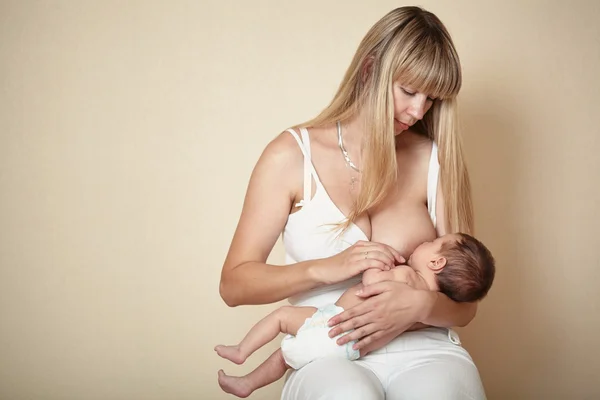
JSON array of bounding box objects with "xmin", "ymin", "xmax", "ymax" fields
[
  {"xmin": 219, "ymin": 134, "xmax": 321, "ymax": 306},
  {"xmin": 325, "ymin": 282, "xmax": 476, "ymax": 355},
  {"xmin": 415, "ymin": 290, "xmax": 477, "ymax": 328},
  {"xmin": 220, "ymin": 133, "xmax": 401, "ymax": 307}
]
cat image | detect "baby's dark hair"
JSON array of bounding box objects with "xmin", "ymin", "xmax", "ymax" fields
[{"xmin": 436, "ymin": 233, "xmax": 495, "ymax": 302}]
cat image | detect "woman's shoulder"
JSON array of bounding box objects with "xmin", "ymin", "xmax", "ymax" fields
[
  {"xmin": 257, "ymin": 128, "xmax": 305, "ymax": 169},
  {"xmin": 246, "ymin": 129, "xmax": 305, "ymax": 201}
]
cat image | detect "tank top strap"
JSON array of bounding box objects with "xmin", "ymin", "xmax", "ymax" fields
[
  {"xmin": 286, "ymin": 128, "xmax": 320, "ymax": 207},
  {"xmin": 298, "ymin": 128, "xmax": 322, "ymax": 186},
  {"xmin": 299, "ymin": 127, "xmax": 312, "ymax": 158},
  {"xmin": 427, "ymin": 141, "xmax": 439, "ymax": 228}
]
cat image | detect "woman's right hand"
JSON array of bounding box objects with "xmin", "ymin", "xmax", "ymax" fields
[{"xmin": 312, "ymin": 240, "xmax": 405, "ymax": 285}]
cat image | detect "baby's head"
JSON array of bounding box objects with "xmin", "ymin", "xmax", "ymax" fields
[{"xmin": 408, "ymin": 233, "xmax": 495, "ymax": 302}]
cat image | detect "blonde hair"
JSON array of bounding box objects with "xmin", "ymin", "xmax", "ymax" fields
[{"xmin": 299, "ymin": 6, "xmax": 473, "ymax": 234}]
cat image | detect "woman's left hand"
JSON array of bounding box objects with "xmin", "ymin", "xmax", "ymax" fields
[{"xmin": 327, "ymin": 281, "xmax": 437, "ymax": 352}]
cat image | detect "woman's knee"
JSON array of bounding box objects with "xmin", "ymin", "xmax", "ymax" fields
[{"xmin": 281, "ymin": 358, "xmax": 384, "ymax": 400}]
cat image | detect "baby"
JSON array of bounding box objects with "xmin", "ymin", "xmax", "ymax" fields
[{"xmin": 215, "ymin": 233, "xmax": 495, "ymax": 398}]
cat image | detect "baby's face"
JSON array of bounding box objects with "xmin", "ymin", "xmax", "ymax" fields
[
  {"xmin": 407, "ymin": 234, "xmax": 459, "ymax": 289},
  {"xmin": 408, "ymin": 236, "xmax": 445, "ymax": 268}
]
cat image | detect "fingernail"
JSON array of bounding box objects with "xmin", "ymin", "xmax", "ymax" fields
[{"xmin": 355, "ymin": 290, "xmax": 362, "ymax": 295}]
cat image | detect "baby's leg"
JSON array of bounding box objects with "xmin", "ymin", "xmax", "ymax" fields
[
  {"xmin": 215, "ymin": 306, "xmax": 316, "ymax": 364},
  {"xmin": 218, "ymin": 348, "xmax": 288, "ymax": 398}
]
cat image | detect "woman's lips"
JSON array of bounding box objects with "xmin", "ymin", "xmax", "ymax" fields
[{"xmin": 395, "ymin": 119, "xmax": 410, "ymax": 130}]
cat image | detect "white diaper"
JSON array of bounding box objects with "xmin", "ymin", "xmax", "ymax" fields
[{"xmin": 280, "ymin": 304, "xmax": 360, "ymax": 370}]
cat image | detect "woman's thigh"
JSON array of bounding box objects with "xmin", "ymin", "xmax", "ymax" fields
[
  {"xmin": 384, "ymin": 328, "xmax": 486, "ymax": 400},
  {"xmin": 386, "ymin": 354, "xmax": 486, "ymax": 400},
  {"xmin": 281, "ymin": 357, "xmax": 384, "ymax": 400}
]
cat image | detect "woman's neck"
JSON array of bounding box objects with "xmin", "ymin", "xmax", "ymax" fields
[{"xmin": 339, "ymin": 111, "xmax": 367, "ymax": 152}]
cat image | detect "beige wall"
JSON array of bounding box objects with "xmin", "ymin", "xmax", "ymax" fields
[{"xmin": 1, "ymin": 1, "xmax": 599, "ymax": 399}]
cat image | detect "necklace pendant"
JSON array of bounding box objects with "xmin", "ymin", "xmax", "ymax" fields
[{"xmin": 337, "ymin": 121, "xmax": 362, "ymax": 173}]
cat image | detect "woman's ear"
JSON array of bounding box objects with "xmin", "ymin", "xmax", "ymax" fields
[
  {"xmin": 428, "ymin": 256, "xmax": 447, "ymax": 273},
  {"xmin": 361, "ymin": 56, "xmax": 375, "ymax": 83}
]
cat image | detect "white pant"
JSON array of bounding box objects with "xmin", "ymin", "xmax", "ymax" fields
[{"xmin": 281, "ymin": 327, "xmax": 486, "ymax": 400}]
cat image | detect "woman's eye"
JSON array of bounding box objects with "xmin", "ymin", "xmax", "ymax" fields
[{"xmin": 401, "ymin": 87, "xmax": 436, "ymax": 102}]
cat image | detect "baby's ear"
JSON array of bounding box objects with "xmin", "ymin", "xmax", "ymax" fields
[{"xmin": 428, "ymin": 256, "xmax": 447, "ymax": 273}]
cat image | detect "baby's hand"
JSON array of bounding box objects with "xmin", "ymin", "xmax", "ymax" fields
[{"xmin": 362, "ymin": 268, "xmax": 392, "ymax": 286}]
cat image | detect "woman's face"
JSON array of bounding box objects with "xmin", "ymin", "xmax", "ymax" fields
[{"xmin": 392, "ymin": 81, "xmax": 435, "ymax": 135}]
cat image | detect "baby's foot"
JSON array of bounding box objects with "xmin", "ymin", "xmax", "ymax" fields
[
  {"xmin": 218, "ymin": 369, "xmax": 253, "ymax": 398},
  {"xmin": 214, "ymin": 344, "xmax": 245, "ymax": 364}
]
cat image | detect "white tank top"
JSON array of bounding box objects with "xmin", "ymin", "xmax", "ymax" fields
[{"xmin": 283, "ymin": 127, "xmax": 439, "ymax": 308}]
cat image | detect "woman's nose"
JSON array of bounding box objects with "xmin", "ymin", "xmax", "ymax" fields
[{"xmin": 408, "ymin": 98, "xmax": 427, "ymax": 120}]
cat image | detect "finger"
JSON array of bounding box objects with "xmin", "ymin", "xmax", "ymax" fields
[
  {"xmin": 327, "ymin": 302, "xmax": 370, "ymax": 327},
  {"xmin": 354, "ymin": 249, "xmax": 394, "ymax": 268},
  {"xmin": 356, "ymin": 255, "xmax": 392, "ymax": 272},
  {"xmin": 359, "ymin": 243, "xmax": 395, "ymax": 263},
  {"xmin": 336, "ymin": 322, "xmax": 379, "ymax": 346},
  {"xmin": 362, "ymin": 243, "xmax": 405, "ymax": 265},
  {"xmin": 378, "ymin": 243, "xmax": 405, "ymax": 264},
  {"xmin": 360, "ymin": 259, "xmax": 391, "ymax": 272},
  {"xmin": 352, "ymin": 329, "xmax": 385, "ymax": 351},
  {"xmin": 328, "ymin": 311, "xmax": 370, "ymax": 338},
  {"xmin": 351, "ymin": 255, "xmax": 389, "ymax": 272}
]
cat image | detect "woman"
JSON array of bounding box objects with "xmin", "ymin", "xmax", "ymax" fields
[{"xmin": 219, "ymin": 6, "xmax": 486, "ymax": 399}]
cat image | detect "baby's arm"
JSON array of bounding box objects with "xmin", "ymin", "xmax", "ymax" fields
[
  {"xmin": 362, "ymin": 266, "xmax": 410, "ymax": 286},
  {"xmin": 362, "ymin": 268, "xmax": 393, "ymax": 286}
]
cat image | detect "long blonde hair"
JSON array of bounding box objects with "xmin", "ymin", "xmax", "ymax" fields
[{"xmin": 300, "ymin": 6, "xmax": 473, "ymax": 234}]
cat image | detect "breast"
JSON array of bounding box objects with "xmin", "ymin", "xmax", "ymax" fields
[
  {"xmin": 370, "ymin": 202, "xmax": 436, "ymax": 258},
  {"xmin": 283, "ymin": 195, "xmax": 368, "ymax": 263}
]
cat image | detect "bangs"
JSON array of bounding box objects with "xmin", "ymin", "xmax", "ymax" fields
[{"xmin": 392, "ymin": 32, "xmax": 462, "ymax": 99}]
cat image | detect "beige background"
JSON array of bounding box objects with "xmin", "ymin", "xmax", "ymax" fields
[{"xmin": 1, "ymin": 0, "xmax": 599, "ymax": 399}]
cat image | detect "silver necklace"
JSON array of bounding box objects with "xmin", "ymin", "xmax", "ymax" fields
[{"xmin": 336, "ymin": 121, "xmax": 361, "ymax": 173}]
